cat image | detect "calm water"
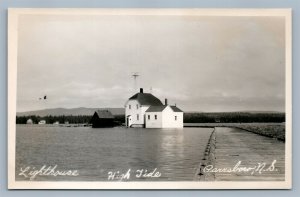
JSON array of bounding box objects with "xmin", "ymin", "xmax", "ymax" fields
[{"xmin": 16, "ymin": 125, "xmax": 213, "ymax": 181}]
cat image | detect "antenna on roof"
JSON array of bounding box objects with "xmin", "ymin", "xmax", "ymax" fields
[{"xmin": 132, "ymin": 72, "xmax": 140, "ymax": 91}]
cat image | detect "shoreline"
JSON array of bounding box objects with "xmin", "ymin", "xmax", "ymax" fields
[
  {"xmin": 17, "ymin": 122, "xmax": 285, "ymax": 141},
  {"xmin": 194, "ymin": 128, "xmax": 216, "ymax": 181}
]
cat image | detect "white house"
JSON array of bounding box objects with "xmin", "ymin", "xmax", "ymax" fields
[
  {"xmin": 38, "ymin": 120, "xmax": 46, "ymax": 124},
  {"xmin": 145, "ymin": 105, "xmax": 183, "ymax": 128},
  {"xmin": 125, "ymin": 88, "xmax": 183, "ymax": 128},
  {"xmin": 26, "ymin": 119, "xmax": 33, "ymax": 124}
]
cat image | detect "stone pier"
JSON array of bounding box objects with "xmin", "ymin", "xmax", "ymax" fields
[{"xmin": 195, "ymin": 127, "xmax": 285, "ymax": 181}]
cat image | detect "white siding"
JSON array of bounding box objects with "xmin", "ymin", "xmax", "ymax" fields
[
  {"xmin": 161, "ymin": 106, "xmax": 183, "ymax": 128},
  {"xmin": 173, "ymin": 112, "xmax": 184, "ymax": 128},
  {"xmin": 145, "ymin": 112, "xmax": 163, "ymax": 128},
  {"xmin": 125, "ymin": 100, "xmax": 150, "ymax": 127},
  {"xmin": 145, "ymin": 106, "xmax": 183, "ymax": 128},
  {"xmin": 140, "ymin": 106, "xmax": 150, "ymax": 124}
]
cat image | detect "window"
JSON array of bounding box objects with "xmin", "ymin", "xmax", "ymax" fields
[
  {"xmin": 129, "ymin": 105, "xmax": 131, "ymax": 109},
  {"xmin": 148, "ymin": 115, "xmax": 150, "ymax": 120},
  {"xmin": 136, "ymin": 104, "xmax": 139, "ymax": 109},
  {"xmin": 155, "ymin": 115, "xmax": 157, "ymax": 120},
  {"xmin": 137, "ymin": 114, "xmax": 139, "ymax": 121},
  {"xmin": 175, "ymin": 116, "xmax": 177, "ymax": 121}
]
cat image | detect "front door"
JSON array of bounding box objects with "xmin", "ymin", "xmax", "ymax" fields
[{"xmin": 126, "ymin": 115, "xmax": 132, "ymax": 127}]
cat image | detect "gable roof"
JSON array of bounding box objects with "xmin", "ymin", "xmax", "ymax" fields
[
  {"xmin": 170, "ymin": 106, "xmax": 183, "ymax": 112},
  {"xmin": 145, "ymin": 105, "xmax": 184, "ymax": 113},
  {"xmin": 145, "ymin": 105, "xmax": 168, "ymax": 112},
  {"xmin": 129, "ymin": 93, "xmax": 163, "ymax": 106},
  {"xmin": 95, "ymin": 110, "xmax": 114, "ymax": 119}
]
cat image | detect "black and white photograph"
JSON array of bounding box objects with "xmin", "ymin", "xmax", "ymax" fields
[{"xmin": 8, "ymin": 9, "xmax": 292, "ymax": 189}]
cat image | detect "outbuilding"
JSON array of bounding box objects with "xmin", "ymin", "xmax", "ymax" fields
[
  {"xmin": 90, "ymin": 110, "xmax": 115, "ymax": 128},
  {"xmin": 26, "ymin": 119, "xmax": 33, "ymax": 124}
]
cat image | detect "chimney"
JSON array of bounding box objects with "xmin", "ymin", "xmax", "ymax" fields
[
  {"xmin": 165, "ymin": 98, "xmax": 168, "ymax": 105},
  {"xmin": 140, "ymin": 88, "xmax": 143, "ymax": 93}
]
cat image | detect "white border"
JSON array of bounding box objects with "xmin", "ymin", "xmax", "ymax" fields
[{"xmin": 8, "ymin": 8, "xmax": 292, "ymax": 189}]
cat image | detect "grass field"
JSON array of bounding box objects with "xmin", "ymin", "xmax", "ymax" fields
[
  {"xmin": 235, "ymin": 124, "xmax": 285, "ymax": 141},
  {"xmin": 184, "ymin": 122, "xmax": 285, "ymax": 141}
]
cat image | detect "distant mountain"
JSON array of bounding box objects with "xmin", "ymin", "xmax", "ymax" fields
[{"xmin": 17, "ymin": 107, "xmax": 125, "ymax": 117}]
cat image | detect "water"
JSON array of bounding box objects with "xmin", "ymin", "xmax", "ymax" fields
[{"xmin": 16, "ymin": 125, "xmax": 213, "ymax": 181}]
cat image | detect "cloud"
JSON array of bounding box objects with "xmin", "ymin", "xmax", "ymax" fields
[{"xmin": 16, "ymin": 14, "xmax": 286, "ymax": 112}]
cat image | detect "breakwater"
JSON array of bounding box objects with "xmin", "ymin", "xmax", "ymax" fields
[
  {"xmin": 194, "ymin": 128, "xmax": 216, "ymax": 181},
  {"xmin": 196, "ymin": 127, "xmax": 285, "ymax": 181}
]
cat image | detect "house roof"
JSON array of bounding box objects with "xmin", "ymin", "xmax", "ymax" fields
[
  {"xmin": 129, "ymin": 93, "xmax": 163, "ymax": 106},
  {"xmin": 145, "ymin": 105, "xmax": 184, "ymax": 113},
  {"xmin": 145, "ymin": 105, "xmax": 168, "ymax": 112},
  {"xmin": 95, "ymin": 110, "xmax": 114, "ymax": 119},
  {"xmin": 170, "ymin": 106, "xmax": 184, "ymax": 112}
]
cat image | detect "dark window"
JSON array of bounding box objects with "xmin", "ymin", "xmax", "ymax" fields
[
  {"xmin": 136, "ymin": 104, "xmax": 139, "ymax": 109},
  {"xmin": 175, "ymin": 116, "xmax": 177, "ymax": 121},
  {"xmin": 137, "ymin": 114, "xmax": 139, "ymax": 121},
  {"xmin": 148, "ymin": 115, "xmax": 150, "ymax": 120},
  {"xmin": 129, "ymin": 105, "xmax": 131, "ymax": 109},
  {"xmin": 155, "ymin": 115, "xmax": 157, "ymax": 120}
]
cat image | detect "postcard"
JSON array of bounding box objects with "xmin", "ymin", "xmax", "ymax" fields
[{"xmin": 8, "ymin": 8, "xmax": 292, "ymax": 189}]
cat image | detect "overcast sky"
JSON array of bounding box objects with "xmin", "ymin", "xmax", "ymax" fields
[{"xmin": 17, "ymin": 14, "xmax": 286, "ymax": 112}]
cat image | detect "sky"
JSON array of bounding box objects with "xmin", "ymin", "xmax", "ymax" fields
[{"xmin": 16, "ymin": 14, "xmax": 286, "ymax": 112}]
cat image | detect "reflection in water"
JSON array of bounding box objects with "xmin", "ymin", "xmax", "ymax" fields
[{"xmin": 16, "ymin": 125, "xmax": 213, "ymax": 181}]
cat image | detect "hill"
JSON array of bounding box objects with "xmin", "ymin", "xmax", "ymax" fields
[{"xmin": 17, "ymin": 107, "xmax": 125, "ymax": 117}]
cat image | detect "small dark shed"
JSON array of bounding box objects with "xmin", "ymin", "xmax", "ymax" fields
[{"xmin": 90, "ymin": 110, "xmax": 115, "ymax": 128}]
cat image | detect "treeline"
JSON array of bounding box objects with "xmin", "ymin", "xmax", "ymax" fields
[
  {"xmin": 16, "ymin": 112, "xmax": 285, "ymax": 124},
  {"xmin": 16, "ymin": 115, "xmax": 125, "ymax": 124},
  {"xmin": 183, "ymin": 112, "xmax": 285, "ymax": 123}
]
